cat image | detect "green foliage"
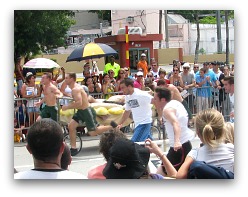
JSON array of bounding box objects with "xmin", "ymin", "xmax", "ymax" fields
[
  {"xmin": 88, "ymin": 10, "xmax": 111, "ymax": 23},
  {"xmin": 169, "ymin": 10, "xmax": 234, "ymax": 24},
  {"xmin": 199, "ymin": 48, "xmax": 206, "ymax": 55},
  {"xmin": 199, "ymin": 16, "xmax": 222, "ymax": 24},
  {"xmin": 14, "ymin": 10, "xmax": 75, "ymax": 62},
  {"xmin": 50, "ymin": 58, "xmax": 57, "ymax": 63}
]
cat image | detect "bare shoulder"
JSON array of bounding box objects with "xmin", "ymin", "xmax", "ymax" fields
[
  {"xmin": 167, "ymin": 84, "xmax": 175, "ymax": 90},
  {"xmin": 71, "ymin": 84, "xmax": 84, "ymax": 93}
]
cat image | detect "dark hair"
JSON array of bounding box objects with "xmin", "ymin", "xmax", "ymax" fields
[
  {"xmin": 223, "ymin": 76, "xmax": 234, "ymax": 85},
  {"xmin": 120, "ymin": 78, "xmax": 134, "ymax": 87},
  {"xmin": 25, "ymin": 74, "xmax": 34, "ymax": 83},
  {"xmin": 200, "ymin": 67, "xmax": 207, "ymax": 73},
  {"xmin": 27, "ymin": 118, "xmax": 63, "ymax": 161},
  {"xmin": 156, "ymin": 79, "xmax": 166, "ymax": 86},
  {"xmin": 102, "ymin": 73, "xmax": 109, "ymax": 83},
  {"xmin": 99, "ymin": 131, "xmax": 127, "ymax": 161},
  {"xmin": 154, "ymin": 86, "xmax": 171, "ymax": 102},
  {"xmin": 84, "ymin": 76, "xmax": 93, "ymax": 84}
]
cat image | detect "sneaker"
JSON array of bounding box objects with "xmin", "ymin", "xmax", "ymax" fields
[
  {"xmin": 110, "ymin": 121, "xmax": 118, "ymax": 128},
  {"xmin": 70, "ymin": 148, "xmax": 78, "ymax": 156}
]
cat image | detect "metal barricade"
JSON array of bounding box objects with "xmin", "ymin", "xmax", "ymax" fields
[
  {"xmin": 14, "ymin": 97, "xmax": 42, "ymax": 130},
  {"xmin": 182, "ymin": 86, "xmax": 231, "ymax": 121}
]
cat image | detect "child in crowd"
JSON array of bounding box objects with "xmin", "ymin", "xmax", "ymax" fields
[{"xmin": 14, "ymin": 100, "xmax": 26, "ymax": 142}]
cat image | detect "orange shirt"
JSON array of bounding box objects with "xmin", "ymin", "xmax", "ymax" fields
[{"xmin": 137, "ymin": 60, "xmax": 148, "ymax": 77}]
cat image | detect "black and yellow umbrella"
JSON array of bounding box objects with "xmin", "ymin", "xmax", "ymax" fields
[{"xmin": 66, "ymin": 42, "xmax": 117, "ymax": 62}]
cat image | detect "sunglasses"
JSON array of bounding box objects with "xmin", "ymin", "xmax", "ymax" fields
[
  {"xmin": 194, "ymin": 67, "xmax": 199, "ymax": 68},
  {"xmin": 183, "ymin": 67, "xmax": 189, "ymax": 70},
  {"xmin": 137, "ymin": 75, "xmax": 143, "ymax": 77},
  {"xmin": 147, "ymin": 75, "xmax": 153, "ymax": 77},
  {"xmin": 173, "ymin": 70, "xmax": 179, "ymax": 72}
]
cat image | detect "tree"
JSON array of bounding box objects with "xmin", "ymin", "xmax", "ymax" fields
[
  {"xmin": 194, "ymin": 11, "xmax": 200, "ymax": 63},
  {"xmin": 88, "ymin": 10, "xmax": 111, "ymax": 24},
  {"xmin": 14, "ymin": 10, "xmax": 75, "ymax": 63},
  {"xmin": 170, "ymin": 10, "xmax": 203, "ymax": 63},
  {"xmin": 225, "ymin": 10, "xmax": 230, "ymax": 65},
  {"xmin": 169, "ymin": 10, "xmax": 234, "ymax": 63}
]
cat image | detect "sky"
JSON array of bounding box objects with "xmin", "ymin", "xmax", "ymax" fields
[{"xmin": 1, "ymin": 0, "xmax": 245, "ymax": 196}]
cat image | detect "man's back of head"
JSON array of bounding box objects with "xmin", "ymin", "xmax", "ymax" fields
[{"xmin": 27, "ymin": 118, "xmax": 64, "ymax": 161}]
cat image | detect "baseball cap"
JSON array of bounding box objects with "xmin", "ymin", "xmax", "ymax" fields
[
  {"xmin": 141, "ymin": 53, "xmax": 146, "ymax": 57},
  {"xmin": 26, "ymin": 72, "xmax": 34, "ymax": 78},
  {"xmin": 183, "ymin": 62, "xmax": 190, "ymax": 68},
  {"xmin": 136, "ymin": 71, "xmax": 143, "ymax": 76}
]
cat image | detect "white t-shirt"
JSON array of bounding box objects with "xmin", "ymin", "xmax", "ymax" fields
[
  {"xmin": 163, "ymin": 100, "xmax": 195, "ymax": 146},
  {"xmin": 125, "ymin": 88, "xmax": 153, "ymax": 127},
  {"xmin": 14, "ymin": 169, "xmax": 87, "ymax": 179},
  {"xmin": 151, "ymin": 70, "xmax": 159, "ymax": 79},
  {"xmin": 229, "ymin": 93, "xmax": 234, "ymax": 113},
  {"xmin": 187, "ymin": 143, "xmax": 234, "ymax": 173}
]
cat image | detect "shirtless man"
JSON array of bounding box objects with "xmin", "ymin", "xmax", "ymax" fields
[
  {"xmin": 61, "ymin": 72, "xmax": 117, "ymax": 156},
  {"xmin": 36, "ymin": 73, "xmax": 63, "ymax": 122},
  {"xmin": 156, "ymin": 79, "xmax": 193, "ymax": 126}
]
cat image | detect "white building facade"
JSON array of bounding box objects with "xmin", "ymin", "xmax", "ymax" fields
[{"xmin": 111, "ymin": 10, "xmax": 234, "ymax": 55}]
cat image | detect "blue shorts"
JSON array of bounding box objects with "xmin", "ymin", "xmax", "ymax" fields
[
  {"xmin": 27, "ymin": 107, "xmax": 40, "ymax": 113},
  {"xmin": 131, "ymin": 123, "xmax": 152, "ymax": 142}
]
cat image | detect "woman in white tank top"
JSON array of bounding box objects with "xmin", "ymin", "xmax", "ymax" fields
[{"xmin": 21, "ymin": 72, "xmax": 41, "ymax": 126}]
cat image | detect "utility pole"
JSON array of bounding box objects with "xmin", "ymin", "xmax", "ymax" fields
[
  {"xmin": 225, "ymin": 10, "xmax": 230, "ymax": 65},
  {"xmin": 216, "ymin": 10, "xmax": 222, "ymax": 53},
  {"xmin": 100, "ymin": 23, "xmax": 103, "ymax": 37},
  {"xmin": 159, "ymin": 10, "xmax": 162, "ymax": 48},
  {"xmin": 164, "ymin": 10, "xmax": 169, "ymax": 48}
]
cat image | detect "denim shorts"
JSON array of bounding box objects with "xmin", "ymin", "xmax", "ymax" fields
[{"xmin": 27, "ymin": 107, "xmax": 40, "ymax": 113}]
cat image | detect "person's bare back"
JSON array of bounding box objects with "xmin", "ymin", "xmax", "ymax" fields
[
  {"xmin": 70, "ymin": 83, "xmax": 90, "ymax": 110},
  {"xmin": 166, "ymin": 84, "xmax": 183, "ymax": 102}
]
